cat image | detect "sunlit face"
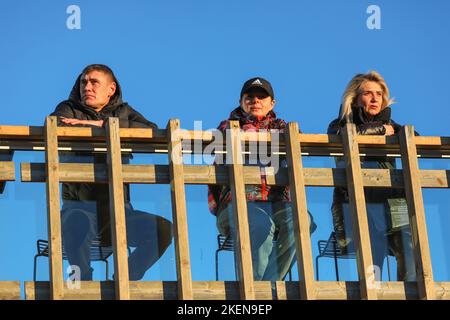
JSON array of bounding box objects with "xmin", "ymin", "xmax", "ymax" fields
[
  {"xmin": 80, "ymin": 70, "xmax": 116, "ymax": 111},
  {"xmin": 240, "ymin": 88, "xmax": 275, "ymax": 118},
  {"xmin": 357, "ymin": 81, "xmax": 383, "ymax": 119}
]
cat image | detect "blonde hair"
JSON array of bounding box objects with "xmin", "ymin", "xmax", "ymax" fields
[{"xmin": 339, "ymin": 71, "xmax": 395, "ymax": 122}]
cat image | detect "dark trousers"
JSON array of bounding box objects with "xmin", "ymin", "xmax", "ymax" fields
[{"xmin": 61, "ymin": 201, "xmax": 173, "ymax": 280}]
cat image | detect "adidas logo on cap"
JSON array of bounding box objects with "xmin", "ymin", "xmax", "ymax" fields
[{"xmin": 241, "ymin": 77, "xmax": 274, "ymax": 99}]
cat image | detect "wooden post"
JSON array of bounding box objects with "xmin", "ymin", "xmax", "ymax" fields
[
  {"xmin": 167, "ymin": 119, "xmax": 193, "ymax": 300},
  {"xmin": 342, "ymin": 123, "xmax": 377, "ymax": 300},
  {"xmin": 0, "ymin": 150, "xmax": 14, "ymax": 194},
  {"xmin": 44, "ymin": 116, "xmax": 64, "ymax": 300},
  {"xmin": 285, "ymin": 122, "xmax": 316, "ymax": 299},
  {"xmin": 106, "ymin": 117, "xmax": 130, "ymax": 300},
  {"xmin": 399, "ymin": 125, "xmax": 435, "ymax": 300},
  {"xmin": 227, "ymin": 121, "xmax": 255, "ymax": 300}
]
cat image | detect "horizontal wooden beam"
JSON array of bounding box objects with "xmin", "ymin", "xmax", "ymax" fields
[
  {"xmin": 20, "ymin": 163, "xmax": 450, "ymax": 188},
  {"xmin": 415, "ymin": 136, "xmax": 450, "ymax": 147},
  {"xmin": 0, "ymin": 126, "xmax": 167, "ymax": 142},
  {"xmin": 0, "ymin": 281, "xmax": 21, "ymax": 300},
  {"xmin": 23, "ymin": 281, "xmax": 450, "ymax": 300},
  {"xmin": 0, "ymin": 162, "xmax": 15, "ymax": 181},
  {"xmin": 1, "ymin": 125, "xmax": 449, "ymax": 149}
]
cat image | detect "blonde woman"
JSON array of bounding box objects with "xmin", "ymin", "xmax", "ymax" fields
[{"xmin": 327, "ymin": 71, "xmax": 416, "ymax": 281}]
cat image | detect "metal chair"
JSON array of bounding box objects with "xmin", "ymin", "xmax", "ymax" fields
[
  {"xmin": 33, "ymin": 239, "xmax": 114, "ymax": 281},
  {"xmin": 215, "ymin": 233, "xmax": 293, "ymax": 281},
  {"xmin": 315, "ymin": 231, "xmax": 391, "ymax": 281},
  {"xmin": 215, "ymin": 234, "xmax": 235, "ymax": 280}
]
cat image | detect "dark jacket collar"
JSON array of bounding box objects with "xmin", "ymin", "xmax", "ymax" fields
[{"xmin": 352, "ymin": 106, "xmax": 391, "ymax": 125}]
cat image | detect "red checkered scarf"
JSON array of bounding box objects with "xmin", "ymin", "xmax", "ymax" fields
[{"xmin": 207, "ymin": 107, "xmax": 291, "ymax": 215}]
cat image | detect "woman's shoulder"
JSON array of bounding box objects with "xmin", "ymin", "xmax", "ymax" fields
[
  {"xmin": 216, "ymin": 119, "xmax": 230, "ymax": 131},
  {"xmin": 327, "ymin": 117, "xmax": 342, "ymax": 134}
]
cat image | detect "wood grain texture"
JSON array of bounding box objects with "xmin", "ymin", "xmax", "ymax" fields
[
  {"xmin": 167, "ymin": 119, "xmax": 193, "ymax": 300},
  {"xmin": 400, "ymin": 125, "xmax": 435, "ymax": 300},
  {"xmin": 44, "ymin": 116, "xmax": 64, "ymax": 300},
  {"xmin": 227, "ymin": 121, "xmax": 255, "ymax": 300},
  {"xmin": 342, "ymin": 123, "xmax": 377, "ymax": 300},
  {"xmin": 285, "ymin": 122, "xmax": 316, "ymax": 299},
  {"xmin": 106, "ymin": 118, "xmax": 130, "ymax": 300}
]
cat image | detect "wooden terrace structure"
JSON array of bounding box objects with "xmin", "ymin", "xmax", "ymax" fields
[{"xmin": 0, "ymin": 117, "xmax": 449, "ymax": 300}]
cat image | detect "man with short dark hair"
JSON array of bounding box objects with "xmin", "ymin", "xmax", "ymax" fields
[
  {"xmin": 50, "ymin": 64, "xmax": 173, "ymax": 280},
  {"xmin": 53, "ymin": 64, "xmax": 156, "ymax": 128}
]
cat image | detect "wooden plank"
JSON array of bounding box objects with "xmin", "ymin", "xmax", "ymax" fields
[
  {"xmin": 2, "ymin": 124, "xmax": 450, "ymax": 150},
  {"xmin": 167, "ymin": 119, "xmax": 193, "ymax": 300},
  {"xmin": 116, "ymin": 128, "xmax": 167, "ymax": 142},
  {"xmin": 341, "ymin": 123, "xmax": 377, "ymax": 300},
  {"xmin": 0, "ymin": 160, "xmax": 16, "ymax": 194},
  {"xmin": 44, "ymin": 116, "xmax": 64, "ymax": 300},
  {"xmin": 0, "ymin": 281, "xmax": 21, "ymax": 300},
  {"xmin": 415, "ymin": 136, "xmax": 450, "ymax": 147},
  {"xmin": 105, "ymin": 117, "xmax": 130, "ymax": 300},
  {"xmin": 0, "ymin": 161, "xmax": 15, "ymax": 194},
  {"xmin": 420, "ymin": 170, "xmax": 450, "ymax": 188},
  {"xmin": 0, "ymin": 125, "xmax": 166, "ymax": 142},
  {"xmin": 182, "ymin": 131, "xmax": 399, "ymax": 146},
  {"xmin": 314, "ymin": 281, "xmax": 420, "ymax": 300},
  {"xmin": 0, "ymin": 125, "xmax": 44, "ymax": 138},
  {"xmin": 0, "ymin": 162, "xmax": 15, "ymax": 181},
  {"xmin": 399, "ymin": 125, "xmax": 436, "ymax": 300},
  {"xmin": 227, "ymin": 121, "xmax": 255, "ymax": 300},
  {"xmin": 300, "ymin": 134, "xmax": 342, "ymax": 145},
  {"xmin": 21, "ymin": 162, "xmax": 450, "ymax": 189},
  {"xmin": 23, "ymin": 280, "xmax": 450, "ymax": 300},
  {"xmin": 18, "ymin": 163, "xmax": 295, "ymax": 185},
  {"xmin": 285, "ymin": 122, "xmax": 316, "ymax": 299},
  {"xmin": 24, "ymin": 281, "xmax": 268, "ymax": 300},
  {"xmin": 20, "ymin": 163, "xmax": 254, "ymax": 185},
  {"xmin": 314, "ymin": 281, "xmax": 422, "ymax": 300},
  {"xmin": 357, "ymin": 135, "xmax": 399, "ymax": 145}
]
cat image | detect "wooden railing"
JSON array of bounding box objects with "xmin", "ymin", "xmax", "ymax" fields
[{"xmin": 0, "ymin": 117, "xmax": 450, "ymax": 300}]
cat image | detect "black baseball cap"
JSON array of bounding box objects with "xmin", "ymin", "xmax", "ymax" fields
[{"xmin": 240, "ymin": 77, "xmax": 274, "ymax": 99}]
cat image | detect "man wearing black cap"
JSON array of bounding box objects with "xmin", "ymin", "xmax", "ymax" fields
[{"xmin": 208, "ymin": 77, "xmax": 316, "ymax": 281}]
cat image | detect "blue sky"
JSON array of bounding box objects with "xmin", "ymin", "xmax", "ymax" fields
[{"xmin": 1, "ymin": 0, "xmax": 450, "ymax": 295}]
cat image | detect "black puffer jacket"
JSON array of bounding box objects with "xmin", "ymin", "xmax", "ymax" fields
[
  {"xmin": 328, "ymin": 105, "xmax": 401, "ymax": 136},
  {"xmin": 51, "ymin": 73, "xmax": 157, "ymax": 129},
  {"xmin": 327, "ymin": 106, "xmax": 415, "ymax": 249},
  {"xmin": 50, "ymin": 72, "xmax": 157, "ymax": 244}
]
